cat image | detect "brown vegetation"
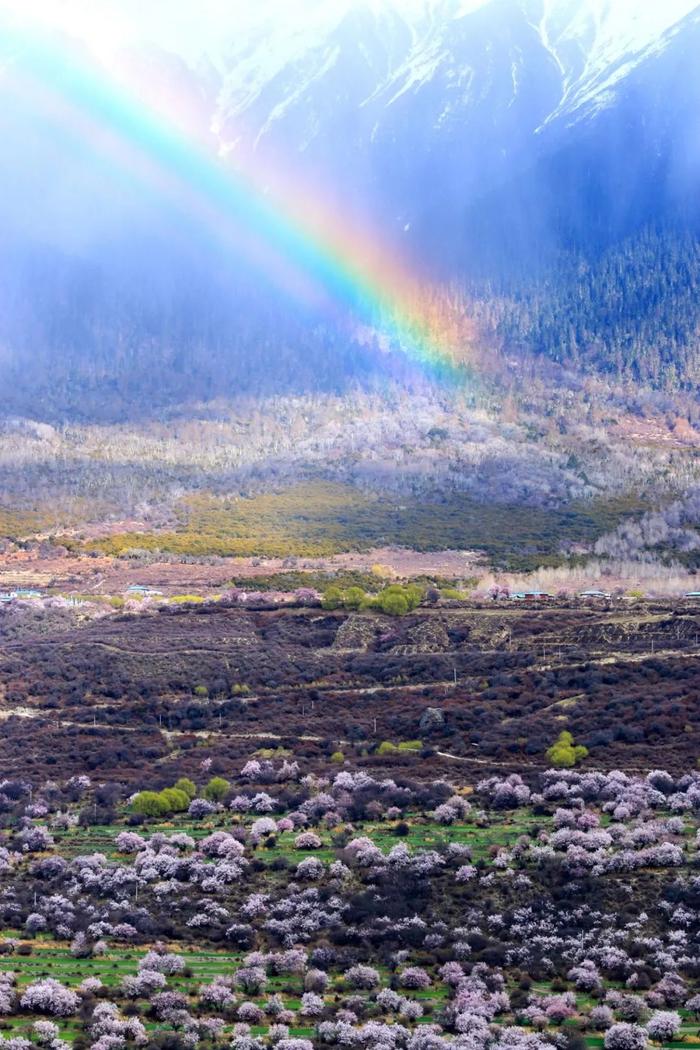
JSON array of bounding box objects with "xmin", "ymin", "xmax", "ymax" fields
[{"xmin": 0, "ymin": 599, "xmax": 697, "ymax": 786}]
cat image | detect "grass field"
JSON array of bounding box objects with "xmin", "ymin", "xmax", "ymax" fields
[
  {"xmin": 44, "ymin": 808, "xmax": 551, "ymax": 864},
  {"xmin": 1, "ymin": 941, "xmax": 697, "ymax": 1048},
  {"xmin": 59, "ymin": 483, "xmax": 647, "ymax": 570}
]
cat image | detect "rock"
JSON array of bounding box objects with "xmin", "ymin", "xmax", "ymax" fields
[
  {"xmin": 332, "ymin": 615, "xmax": 378, "ymax": 651},
  {"xmin": 419, "ymin": 707, "xmax": 445, "ymax": 733},
  {"xmin": 391, "ymin": 619, "xmax": 450, "ymax": 654}
]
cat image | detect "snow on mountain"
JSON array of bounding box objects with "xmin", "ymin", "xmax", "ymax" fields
[
  {"xmin": 214, "ymin": 3, "xmax": 416, "ymax": 161},
  {"xmin": 6, "ymin": 0, "xmax": 699, "ymax": 267},
  {"xmin": 533, "ymin": 0, "xmax": 700, "ymax": 128},
  {"xmin": 214, "ymin": 0, "xmax": 700, "ymax": 152},
  {"xmin": 204, "ymin": 0, "xmax": 700, "ymax": 256}
]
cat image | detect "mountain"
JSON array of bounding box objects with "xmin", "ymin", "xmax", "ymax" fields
[
  {"xmin": 1, "ymin": 0, "xmax": 700, "ymax": 420},
  {"xmin": 214, "ymin": 0, "xmax": 700, "ymax": 255}
]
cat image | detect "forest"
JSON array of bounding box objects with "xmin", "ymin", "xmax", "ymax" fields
[
  {"xmin": 1, "ymin": 226, "xmax": 700, "ymax": 422},
  {"xmin": 470, "ymin": 229, "xmax": 700, "ymax": 390}
]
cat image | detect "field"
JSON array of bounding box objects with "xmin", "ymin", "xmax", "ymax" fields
[
  {"xmin": 0, "ymin": 547, "xmax": 481, "ymax": 601},
  {"xmin": 50, "ymin": 484, "xmax": 647, "ymax": 572},
  {"xmin": 0, "ymin": 773, "xmax": 698, "ymax": 1049},
  {"xmin": 0, "ymin": 581, "xmax": 699, "ymax": 1050}
]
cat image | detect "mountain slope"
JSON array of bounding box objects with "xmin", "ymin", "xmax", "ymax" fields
[
  {"xmin": 214, "ymin": 0, "xmax": 700, "ymax": 246},
  {"xmin": 2, "ymin": 0, "xmax": 700, "ymax": 419},
  {"xmin": 532, "ymin": 0, "xmax": 700, "ymax": 128}
]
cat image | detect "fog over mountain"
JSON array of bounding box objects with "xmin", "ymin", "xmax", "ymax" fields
[
  {"xmin": 1, "ymin": 0, "xmax": 700, "ymax": 419},
  {"xmin": 216, "ymin": 0, "xmax": 700, "ymax": 251}
]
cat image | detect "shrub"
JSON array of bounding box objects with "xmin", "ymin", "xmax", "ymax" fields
[
  {"xmin": 294, "ymin": 832, "xmax": 323, "ymax": 850},
  {"xmin": 115, "ymin": 831, "xmax": 146, "ymax": 854},
  {"xmin": 546, "ymin": 731, "xmax": 589, "ymax": 768},
  {"xmin": 399, "ymin": 967, "xmax": 431, "ymax": 990},
  {"xmin": 159, "ymin": 787, "xmax": 189, "ymax": 813},
  {"xmin": 377, "ymin": 591, "xmax": 409, "ymax": 616},
  {"xmin": 343, "ymin": 587, "xmax": 366, "ymax": 610},
  {"xmin": 204, "ymin": 776, "xmax": 231, "ymax": 801},
  {"xmin": 645, "ymin": 1012, "xmax": 682, "ymax": 1042},
  {"xmin": 344, "ymin": 965, "xmax": 381, "ymax": 990},
  {"xmin": 174, "ymin": 777, "xmax": 197, "ymax": 800},
  {"xmin": 131, "ymin": 791, "xmax": 169, "ymax": 818},
  {"xmin": 188, "ymin": 797, "xmax": 217, "ymax": 818},
  {"xmin": 321, "ymin": 587, "xmax": 343, "ymax": 611}
]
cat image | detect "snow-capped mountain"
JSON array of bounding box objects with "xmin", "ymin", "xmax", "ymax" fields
[
  {"xmin": 1, "ymin": 0, "xmax": 700, "ymax": 416},
  {"xmin": 212, "ymin": 0, "xmax": 700, "ymax": 256},
  {"xmin": 215, "ymin": 0, "xmax": 700, "ymax": 146},
  {"xmin": 532, "ymin": 0, "xmax": 700, "ymax": 127},
  {"xmin": 3, "ymin": 0, "xmax": 699, "ymax": 260}
]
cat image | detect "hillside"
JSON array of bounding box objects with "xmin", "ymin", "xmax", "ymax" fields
[{"xmin": 1, "ymin": 0, "xmax": 700, "ymax": 419}]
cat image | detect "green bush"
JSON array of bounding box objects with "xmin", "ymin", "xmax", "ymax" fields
[
  {"xmin": 376, "ymin": 583, "xmax": 423, "ymax": 616},
  {"xmin": 322, "ymin": 581, "xmax": 425, "ymax": 616},
  {"xmin": 204, "ymin": 776, "xmax": 231, "ymax": 801},
  {"xmin": 377, "ymin": 740, "xmax": 422, "ymax": 755},
  {"xmin": 131, "ymin": 784, "xmax": 190, "ymax": 817},
  {"xmin": 321, "ymin": 586, "xmax": 344, "ymax": 610},
  {"xmin": 377, "ymin": 591, "xmax": 409, "ymax": 616},
  {"xmin": 546, "ymin": 730, "xmax": 589, "ymax": 768},
  {"xmin": 159, "ymin": 787, "xmax": 190, "ymax": 813},
  {"xmin": 131, "ymin": 791, "xmax": 170, "ymax": 818},
  {"xmin": 174, "ymin": 777, "xmax": 197, "ymax": 800},
  {"xmin": 342, "ymin": 586, "xmax": 366, "ymax": 611}
]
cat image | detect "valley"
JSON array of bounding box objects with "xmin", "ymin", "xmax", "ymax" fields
[
  {"xmin": 1, "ymin": 1, "xmax": 700, "ymax": 1047},
  {"xmin": 0, "ymin": 585, "xmax": 698, "ymax": 1049}
]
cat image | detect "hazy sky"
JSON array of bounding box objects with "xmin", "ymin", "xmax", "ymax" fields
[{"xmin": 0, "ymin": 0, "xmax": 489, "ymax": 65}]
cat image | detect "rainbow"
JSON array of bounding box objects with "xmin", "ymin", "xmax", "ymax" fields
[{"xmin": 3, "ymin": 23, "xmax": 475, "ymax": 381}]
